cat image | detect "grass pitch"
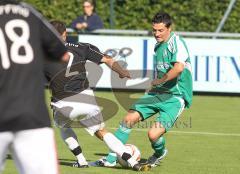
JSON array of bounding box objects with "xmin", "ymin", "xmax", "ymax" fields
[{"xmin": 3, "ymin": 91, "xmax": 240, "ymax": 174}]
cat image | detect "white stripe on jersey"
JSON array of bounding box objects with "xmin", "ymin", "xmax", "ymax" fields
[
  {"xmin": 175, "ymin": 36, "xmax": 189, "ymax": 63},
  {"xmin": 185, "ymin": 61, "xmax": 192, "ymax": 73},
  {"xmin": 78, "ymin": 42, "xmax": 105, "ymax": 57},
  {"xmin": 167, "ymin": 33, "xmax": 189, "ymax": 64},
  {"xmin": 167, "ymin": 33, "xmax": 176, "ymax": 53}
]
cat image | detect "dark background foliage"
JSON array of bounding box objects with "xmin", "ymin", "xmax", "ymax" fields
[{"xmin": 23, "ymin": 0, "xmax": 240, "ymax": 32}]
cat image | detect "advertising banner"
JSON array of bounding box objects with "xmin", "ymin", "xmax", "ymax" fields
[{"xmin": 78, "ymin": 35, "xmax": 240, "ymax": 93}]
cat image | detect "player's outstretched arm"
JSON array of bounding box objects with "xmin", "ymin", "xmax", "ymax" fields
[{"xmin": 101, "ymin": 56, "xmax": 131, "ymax": 79}]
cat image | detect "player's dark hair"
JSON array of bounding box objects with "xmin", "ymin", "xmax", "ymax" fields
[
  {"xmin": 50, "ymin": 20, "xmax": 66, "ymax": 35},
  {"xmin": 152, "ymin": 12, "xmax": 172, "ymax": 28}
]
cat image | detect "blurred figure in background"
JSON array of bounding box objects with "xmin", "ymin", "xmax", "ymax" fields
[{"xmin": 71, "ymin": 0, "xmax": 103, "ymax": 31}]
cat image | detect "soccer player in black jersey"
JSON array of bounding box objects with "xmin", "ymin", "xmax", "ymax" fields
[
  {"xmin": 44, "ymin": 20, "xmax": 151, "ymax": 171},
  {"xmin": 0, "ymin": 1, "xmax": 69, "ymax": 174}
]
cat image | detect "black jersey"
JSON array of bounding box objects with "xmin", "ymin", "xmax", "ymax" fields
[
  {"xmin": 0, "ymin": 1, "xmax": 67, "ymax": 131},
  {"xmin": 44, "ymin": 42, "xmax": 103, "ymax": 101}
]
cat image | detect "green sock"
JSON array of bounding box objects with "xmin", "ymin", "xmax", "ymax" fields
[
  {"xmin": 106, "ymin": 152, "xmax": 117, "ymax": 163},
  {"xmin": 151, "ymin": 137, "xmax": 165, "ymax": 157},
  {"xmin": 114, "ymin": 123, "xmax": 132, "ymax": 144},
  {"xmin": 106, "ymin": 123, "xmax": 132, "ymax": 163}
]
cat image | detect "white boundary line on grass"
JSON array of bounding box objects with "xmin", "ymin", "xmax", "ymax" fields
[
  {"xmin": 169, "ymin": 130, "xmax": 240, "ymax": 137},
  {"xmin": 109, "ymin": 127, "xmax": 240, "ymax": 137}
]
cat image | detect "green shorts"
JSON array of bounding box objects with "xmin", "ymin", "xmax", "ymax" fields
[{"xmin": 130, "ymin": 93, "xmax": 185, "ymax": 131}]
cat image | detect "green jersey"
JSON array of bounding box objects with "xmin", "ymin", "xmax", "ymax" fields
[{"xmin": 154, "ymin": 32, "xmax": 193, "ymax": 108}]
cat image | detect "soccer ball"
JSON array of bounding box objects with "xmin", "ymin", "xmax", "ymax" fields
[{"xmin": 117, "ymin": 144, "xmax": 141, "ymax": 168}]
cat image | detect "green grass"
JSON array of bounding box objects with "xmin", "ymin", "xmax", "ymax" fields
[{"xmin": 3, "ymin": 92, "xmax": 240, "ymax": 174}]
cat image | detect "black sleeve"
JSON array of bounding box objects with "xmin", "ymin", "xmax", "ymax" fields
[
  {"xmin": 85, "ymin": 43, "xmax": 104, "ymax": 64},
  {"xmin": 24, "ymin": 3, "xmax": 67, "ymax": 61}
]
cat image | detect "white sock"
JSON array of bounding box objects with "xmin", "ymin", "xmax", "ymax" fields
[
  {"xmin": 65, "ymin": 137, "xmax": 87, "ymax": 165},
  {"xmin": 102, "ymin": 133, "xmax": 139, "ymax": 167},
  {"xmin": 103, "ymin": 133, "xmax": 126, "ymax": 156},
  {"xmin": 76, "ymin": 153, "xmax": 88, "ymax": 165},
  {"xmin": 65, "ymin": 137, "xmax": 79, "ymax": 150},
  {"xmin": 127, "ymin": 156, "xmax": 138, "ymax": 167}
]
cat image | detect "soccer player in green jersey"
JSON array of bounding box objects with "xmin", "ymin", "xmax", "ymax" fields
[{"xmin": 98, "ymin": 12, "xmax": 193, "ymax": 167}]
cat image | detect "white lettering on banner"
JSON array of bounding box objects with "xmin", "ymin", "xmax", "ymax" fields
[{"xmin": 77, "ymin": 35, "xmax": 240, "ymax": 93}]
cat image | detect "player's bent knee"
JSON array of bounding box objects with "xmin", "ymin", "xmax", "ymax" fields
[
  {"xmin": 94, "ymin": 131, "xmax": 103, "ymax": 140},
  {"xmin": 148, "ymin": 128, "xmax": 165, "ymax": 142},
  {"xmin": 123, "ymin": 112, "xmax": 141, "ymax": 128},
  {"xmin": 94, "ymin": 129, "xmax": 107, "ymax": 140},
  {"xmin": 122, "ymin": 119, "xmax": 133, "ymax": 128},
  {"xmin": 148, "ymin": 131, "xmax": 159, "ymax": 142}
]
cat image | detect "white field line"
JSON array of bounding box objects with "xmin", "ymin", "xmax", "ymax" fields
[{"xmin": 109, "ymin": 127, "xmax": 240, "ymax": 137}]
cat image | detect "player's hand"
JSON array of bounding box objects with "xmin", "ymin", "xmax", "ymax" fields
[
  {"xmin": 119, "ymin": 70, "xmax": 131, "ymax": 79},
  {"xmin": 61, "ymin": 52, "xmax": 70, "ymax": 62},
  {"xmin": 151, "ymin": 78, "xmax": 164, "ymax": 86}
]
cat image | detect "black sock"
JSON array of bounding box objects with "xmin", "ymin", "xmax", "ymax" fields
[
  {"xmin": 121, "ymin": 152, "xmax": 132, "ymax": 161},
  {"xmin": 71, "ymin": 146, "xmax": 82, "ymax": 156}
]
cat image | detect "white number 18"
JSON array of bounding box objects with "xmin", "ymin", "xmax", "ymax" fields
[{"xmin": 0, "ymin": 19, "xmax": 33, "ymax": 69}]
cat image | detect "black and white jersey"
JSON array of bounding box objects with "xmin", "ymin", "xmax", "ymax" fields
[
  {"xmin": 0, "ymin": 1, "xmax": 67, "ymax": 131},
  {"xmin": 44, "ymin": 42, "xmax": 103, "ymax": 101}
]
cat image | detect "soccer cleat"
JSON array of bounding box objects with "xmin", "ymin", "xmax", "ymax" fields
[
  {"xmin": 95, "ymin": 157, "xmax": 116, "ymax": 167},
  {"xmin": 72, "ymin": 161, "xmax": 89, "ymax": 168},
  {"xmin": 132, "ymin": 163, "xmax": 151, "ymax": 171},
  {"xmin": 147, "ymin": 149, "xmax": 168, "ymax": 167}
]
